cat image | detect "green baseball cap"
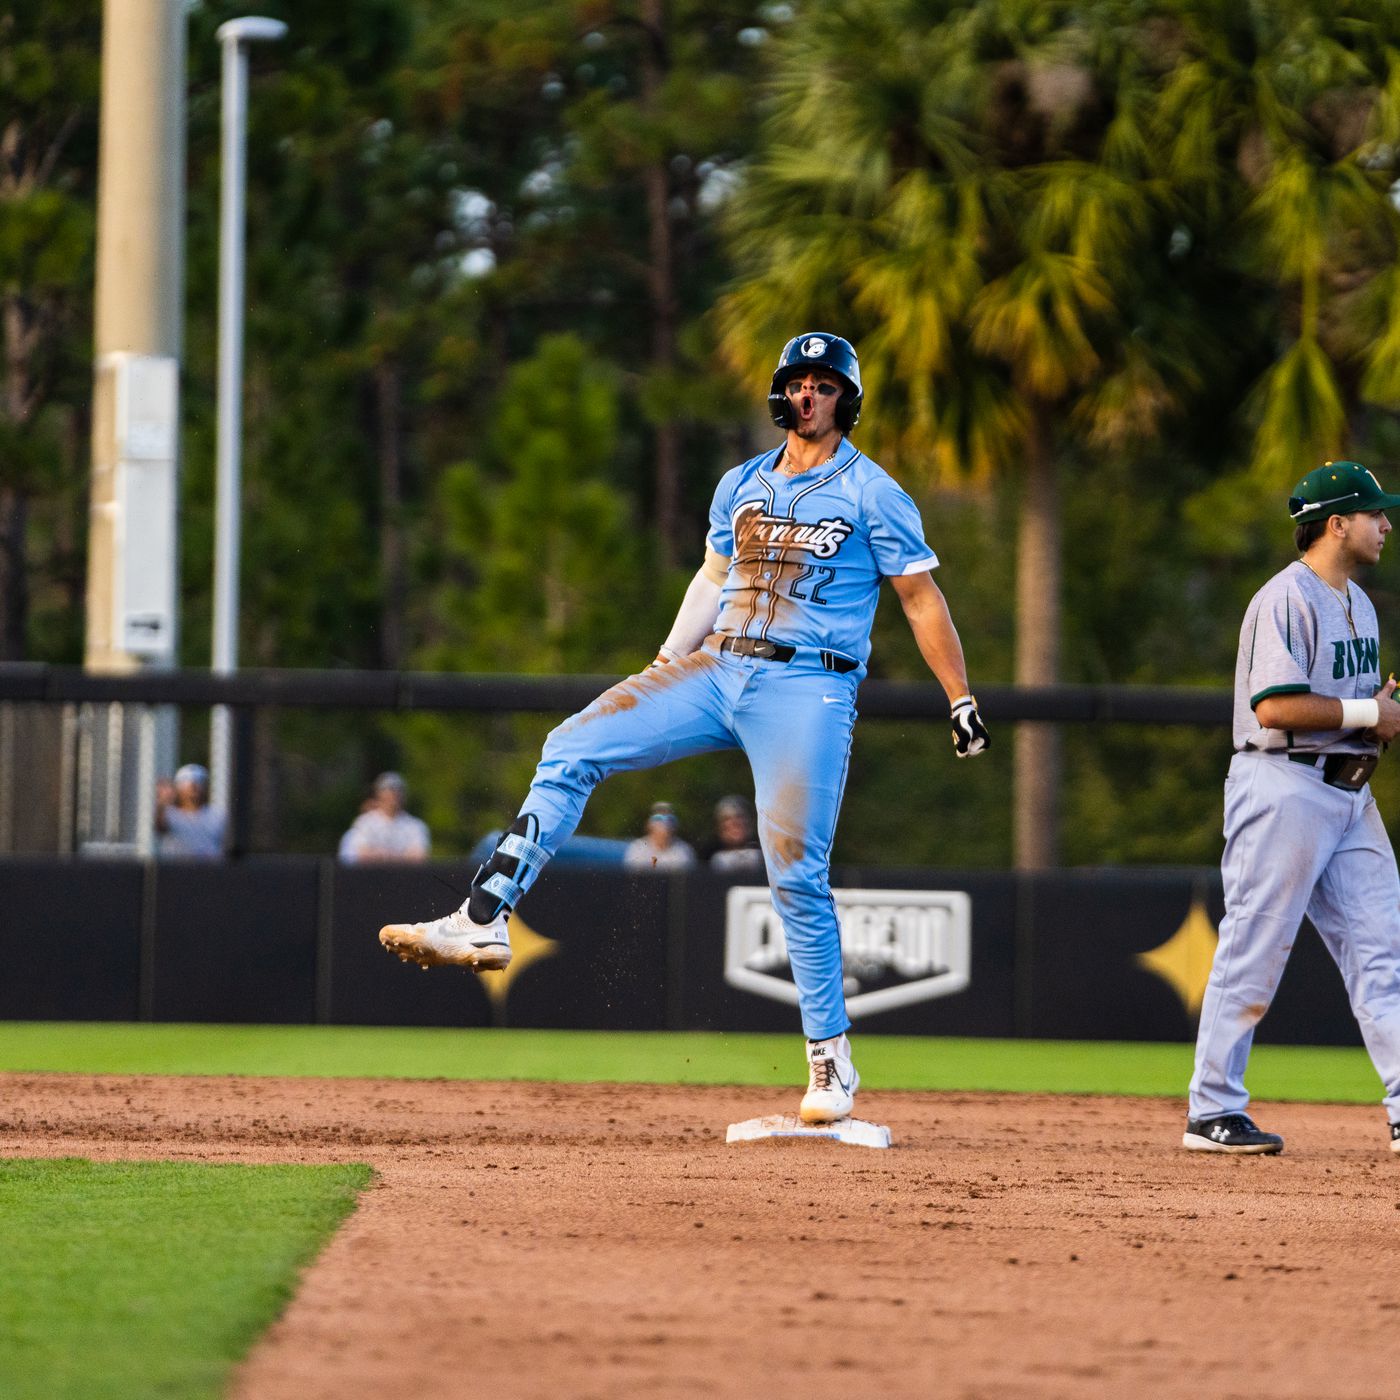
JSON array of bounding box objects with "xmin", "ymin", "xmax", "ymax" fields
[{"xmin": 1288, "ymin": 460, "xmax": 1400, "ymax": 524}]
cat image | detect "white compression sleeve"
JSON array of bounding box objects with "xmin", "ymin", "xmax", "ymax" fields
[{"xmin": 659, "ymin": 568, "xmax": 723, "ymax": 659}]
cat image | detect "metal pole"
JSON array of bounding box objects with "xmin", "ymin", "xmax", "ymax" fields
[
  {"xmin": 135, "ymin": 706, "xmax": 158, "ymax": 858},
  {"xmin": 86, "ymin": 0, "xmax": 186, "ymax": 676},
  {"xmin": 0, "ymin": 703, "xmax": 13, "ymax": 853},
  {"xmin": 210, "ymin": 17, "xmax": 287, "ymax": 816},
  {"xmin": 58, "ymin": 703, "xmax": 77, "ymax": 855},
  {"xmin": 85, "ymin": 0, "xmax": 186, "ymax": 857}
]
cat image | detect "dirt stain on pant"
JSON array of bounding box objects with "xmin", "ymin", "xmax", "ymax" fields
[
  {"xmin": 760, "ymin": 776, "xmax": 807, "ymax": 870},
  {"xmin": 558, "ymin": 648, "xmax": 718, "ymax": 735}
]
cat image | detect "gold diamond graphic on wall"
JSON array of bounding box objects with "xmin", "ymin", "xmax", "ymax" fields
[
  {"xmin": 478, "ymin": 911, "xmax": 559, "ymax": 1015},
  {"xmin": 1136, "ymin": 900, "xmax": 1219, "ymax": 1017}
]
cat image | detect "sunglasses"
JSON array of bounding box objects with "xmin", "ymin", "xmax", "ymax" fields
[{"xmin": 784, "ymin": 381, "xmax": 840, "ymax": 397}]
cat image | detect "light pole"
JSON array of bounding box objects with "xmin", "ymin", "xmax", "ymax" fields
[
  {"xmin": 82, "ymin": 0, "xmax": 186, "ymax": 859},
  {"xmin": 209, "ymin": 16, "xmax": 287, "ymax": 823}
]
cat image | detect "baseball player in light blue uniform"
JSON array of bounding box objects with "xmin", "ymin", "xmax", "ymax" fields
[
  {"xmin": 1186, "ymin": 461, "xmax": 1400, "ymax": 1155},
  {"xmin": 382, "ymin": 333, "xmax": 990, "ymax": 1122}
]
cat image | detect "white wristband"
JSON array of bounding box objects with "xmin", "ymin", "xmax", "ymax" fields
[{"xmin": 1339, "ymin": 698, "xmax": 1380, "ymax": 729}]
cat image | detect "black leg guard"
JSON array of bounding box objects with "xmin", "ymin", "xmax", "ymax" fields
[{"xmin": 467, "ymin": 814, "xmax": 543, "ymax": 923}]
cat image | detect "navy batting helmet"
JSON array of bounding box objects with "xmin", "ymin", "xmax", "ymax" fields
[{"xmin": 768, "ymin": 333, "xmax": 863, "ymax": 432}]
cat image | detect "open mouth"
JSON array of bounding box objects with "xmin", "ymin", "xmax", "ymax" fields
[{"xmin": 799, "ymin": 393, "xmax": 815, "ymax": 419}]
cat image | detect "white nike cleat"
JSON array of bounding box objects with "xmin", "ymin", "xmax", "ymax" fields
[
  {"xmin": 799, "ymin": 1033, "xmax": 859, "ymax": 1123},
  {"xmin": 379, "ymin": 908, "xmax": 512, "ymax": 972}
]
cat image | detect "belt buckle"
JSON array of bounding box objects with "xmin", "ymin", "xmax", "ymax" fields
[{"xmin": 750, "ymin": 640, "xmax": 777, "ymax": 659}]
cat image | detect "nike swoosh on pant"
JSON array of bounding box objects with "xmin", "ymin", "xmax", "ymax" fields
[{"xmin": 822, "ymin": 696, "xmax": 843, "ymax": 705}]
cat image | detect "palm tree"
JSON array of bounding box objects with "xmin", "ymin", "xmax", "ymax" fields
[
  {"xmin": 717, "ymin": 0, "xmax": 1196, "ymax": 868},
  {"xmin": 720, "ymin": 0, "xmax": 1400, "ymax": 867},
  {"xmin": 1155, "ymin": 0, "xmax": 1400, "ymax": 480}
]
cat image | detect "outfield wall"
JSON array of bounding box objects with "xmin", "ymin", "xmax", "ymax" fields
[{"xmin": 0, "ymin": 859, "xmax": 1359, "ymax": 1047}]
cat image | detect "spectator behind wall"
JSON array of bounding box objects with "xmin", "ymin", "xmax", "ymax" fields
[
  {"xmin": 155, "ymin": 764, "xmax": 226, "ymax": 860},
  {"xmin": 339, "ymin": 772, "xmax": 431, "ymax": 864},
  {"xmin": 622, "ymin": 801, "xmax": 697, "ymax": 872},
  {"xmin": 707, "ymin": 795, "xmax": 764, "ymax": 874}
]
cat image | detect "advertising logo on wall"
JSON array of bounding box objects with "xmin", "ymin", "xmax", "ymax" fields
[{"xmin": 723, "ymin": 887, "xmax": 972, "ymax": 1017}]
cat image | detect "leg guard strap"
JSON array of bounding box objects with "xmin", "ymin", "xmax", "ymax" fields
[
  {"xmin": 466, "ymin": 814, "xmax": 548, "ymax": 923},
  {"xmin": 481, "ymin": 872, "xmax": 526, "ymax": 907},
  {"xmin": 498, "ymin": 833, "xmax": 550, "ymax": 868}
]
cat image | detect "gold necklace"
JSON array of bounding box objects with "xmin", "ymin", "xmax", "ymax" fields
[
  {"xmin": 775, "ymin": 443, "xmax": 840, "ymax": 478},
  {"xmin": 1302, "ymin": 560, "xmax": 1356, "ymax": 635}
]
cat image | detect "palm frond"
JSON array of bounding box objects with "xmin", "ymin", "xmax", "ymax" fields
[
  {"xmin": 969, "ymin": 252, "xmax": 1114, "ymax": 399},
  {"xmin": 1247, "ymin": 334, "xmax": 1348, "ymax": 480}
]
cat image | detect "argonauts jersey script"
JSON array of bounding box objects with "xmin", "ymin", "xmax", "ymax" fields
[
  {"xmin": 1234, "ymin": 559, "xmax": 1382, "ymax": 755},
  {"xmin": 705, "ymin": 438, "xmax": 937, "ymax": 665}
]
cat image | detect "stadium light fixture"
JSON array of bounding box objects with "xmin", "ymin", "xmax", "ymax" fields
[{"xmin": 210, "ymin": 16, "xmax": 287, "ymax": 821}]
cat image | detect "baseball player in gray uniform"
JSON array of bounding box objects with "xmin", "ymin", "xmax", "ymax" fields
[{"xmin": 1186, "ymin": 460, "xmax": 1400, "ymax": 1154}]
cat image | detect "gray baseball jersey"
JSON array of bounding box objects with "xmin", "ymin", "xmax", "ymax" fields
[
  {"xmin": 1193, "ymin": 555, "xmax": 1400, "ymax": 1131},
  {"xmin": 1233, "ymin": 560, "xmax": 1381, "ymax": 755}
]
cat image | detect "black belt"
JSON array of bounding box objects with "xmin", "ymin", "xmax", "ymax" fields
[
  {"xmin": 1287, "ymin": 751, "xmax": 1379, "ymax": 790},
  {"xmin": 718, "ymin": 635, "xmax": 859, "ymax": 674}
]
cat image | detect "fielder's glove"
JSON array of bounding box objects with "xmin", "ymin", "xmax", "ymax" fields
[{"xmin": 950, "ymin": 695, "xmax": 990, "ymax": 758}]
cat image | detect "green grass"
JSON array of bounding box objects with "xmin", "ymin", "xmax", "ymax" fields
[
  {"xmin": 0, "ymin": 1157, "xmax": 371, "ymax": 1400},
  {"xmin": 0, "ymin": 1022, "xmax": 1384, "ymax": 1104}
]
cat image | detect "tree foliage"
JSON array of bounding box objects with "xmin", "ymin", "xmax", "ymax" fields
[
  {"xmin": 714, "ymin": 0, "xmax": 1400, "ymax": 865},
  {"xmin": 0, "ymin": 1, "xmax": 100, "ymax": 661},
  {"xmin": 12, "ymin": 0, "xmax": 1400, "ymax": 863}
]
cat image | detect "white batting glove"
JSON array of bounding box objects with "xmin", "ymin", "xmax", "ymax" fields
[
  {"xmin": 646, "ymin": 645, "xmax": 680, "ymax": 672},
  {"xmin": 950, "ymin": 695, "xmax": 990, "ymax": 757}
]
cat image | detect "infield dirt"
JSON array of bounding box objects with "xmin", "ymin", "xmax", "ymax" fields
[{"xmin": 2, "ymin": 1074, "xmax": 1397, "ymax": 1400}]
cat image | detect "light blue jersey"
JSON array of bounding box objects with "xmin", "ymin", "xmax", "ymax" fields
[
  {"xmin": 706, "ymin": 439, "xmax": 938, "ymax": 667},
  {"xmin": 473, "ymin": 437, "xmax": 942, "ymax": 1042}
]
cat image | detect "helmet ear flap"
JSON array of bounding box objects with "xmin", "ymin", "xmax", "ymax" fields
[
  {"xmin": 835, "ymin": 389, "xmax": 861, "ymax": 432},
  {"xmin": 767, "ymin": 390, "xmax": 795, "ymax": 429}
]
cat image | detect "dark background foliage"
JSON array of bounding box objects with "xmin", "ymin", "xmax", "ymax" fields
[{"xmin": 7, "ymin": 0, "xmax": 1400, "ymax": 864}]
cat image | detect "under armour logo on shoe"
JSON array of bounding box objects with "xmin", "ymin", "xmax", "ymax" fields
[{"xmin": 1210, "ymin": 1123, "xmax": 1229, "ymax": 1141}]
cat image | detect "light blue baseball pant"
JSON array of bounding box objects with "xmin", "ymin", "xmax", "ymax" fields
[
  {"xmin": 499, "ymin": 637, "xmax": 860, "ymax": 1041},
  {"xmin": 1189, "ymin": 751, "xmax": 1400, "ymax": 1123}
]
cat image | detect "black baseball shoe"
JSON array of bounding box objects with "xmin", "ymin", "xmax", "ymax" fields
[
  {"xmin": 1390, "ymin": 1122, "xmax": 1399, "ymax": 1154},
  {"xmin": 1182, "ymin": 1113, "xmax": 1284, "ymax": 1155}
]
